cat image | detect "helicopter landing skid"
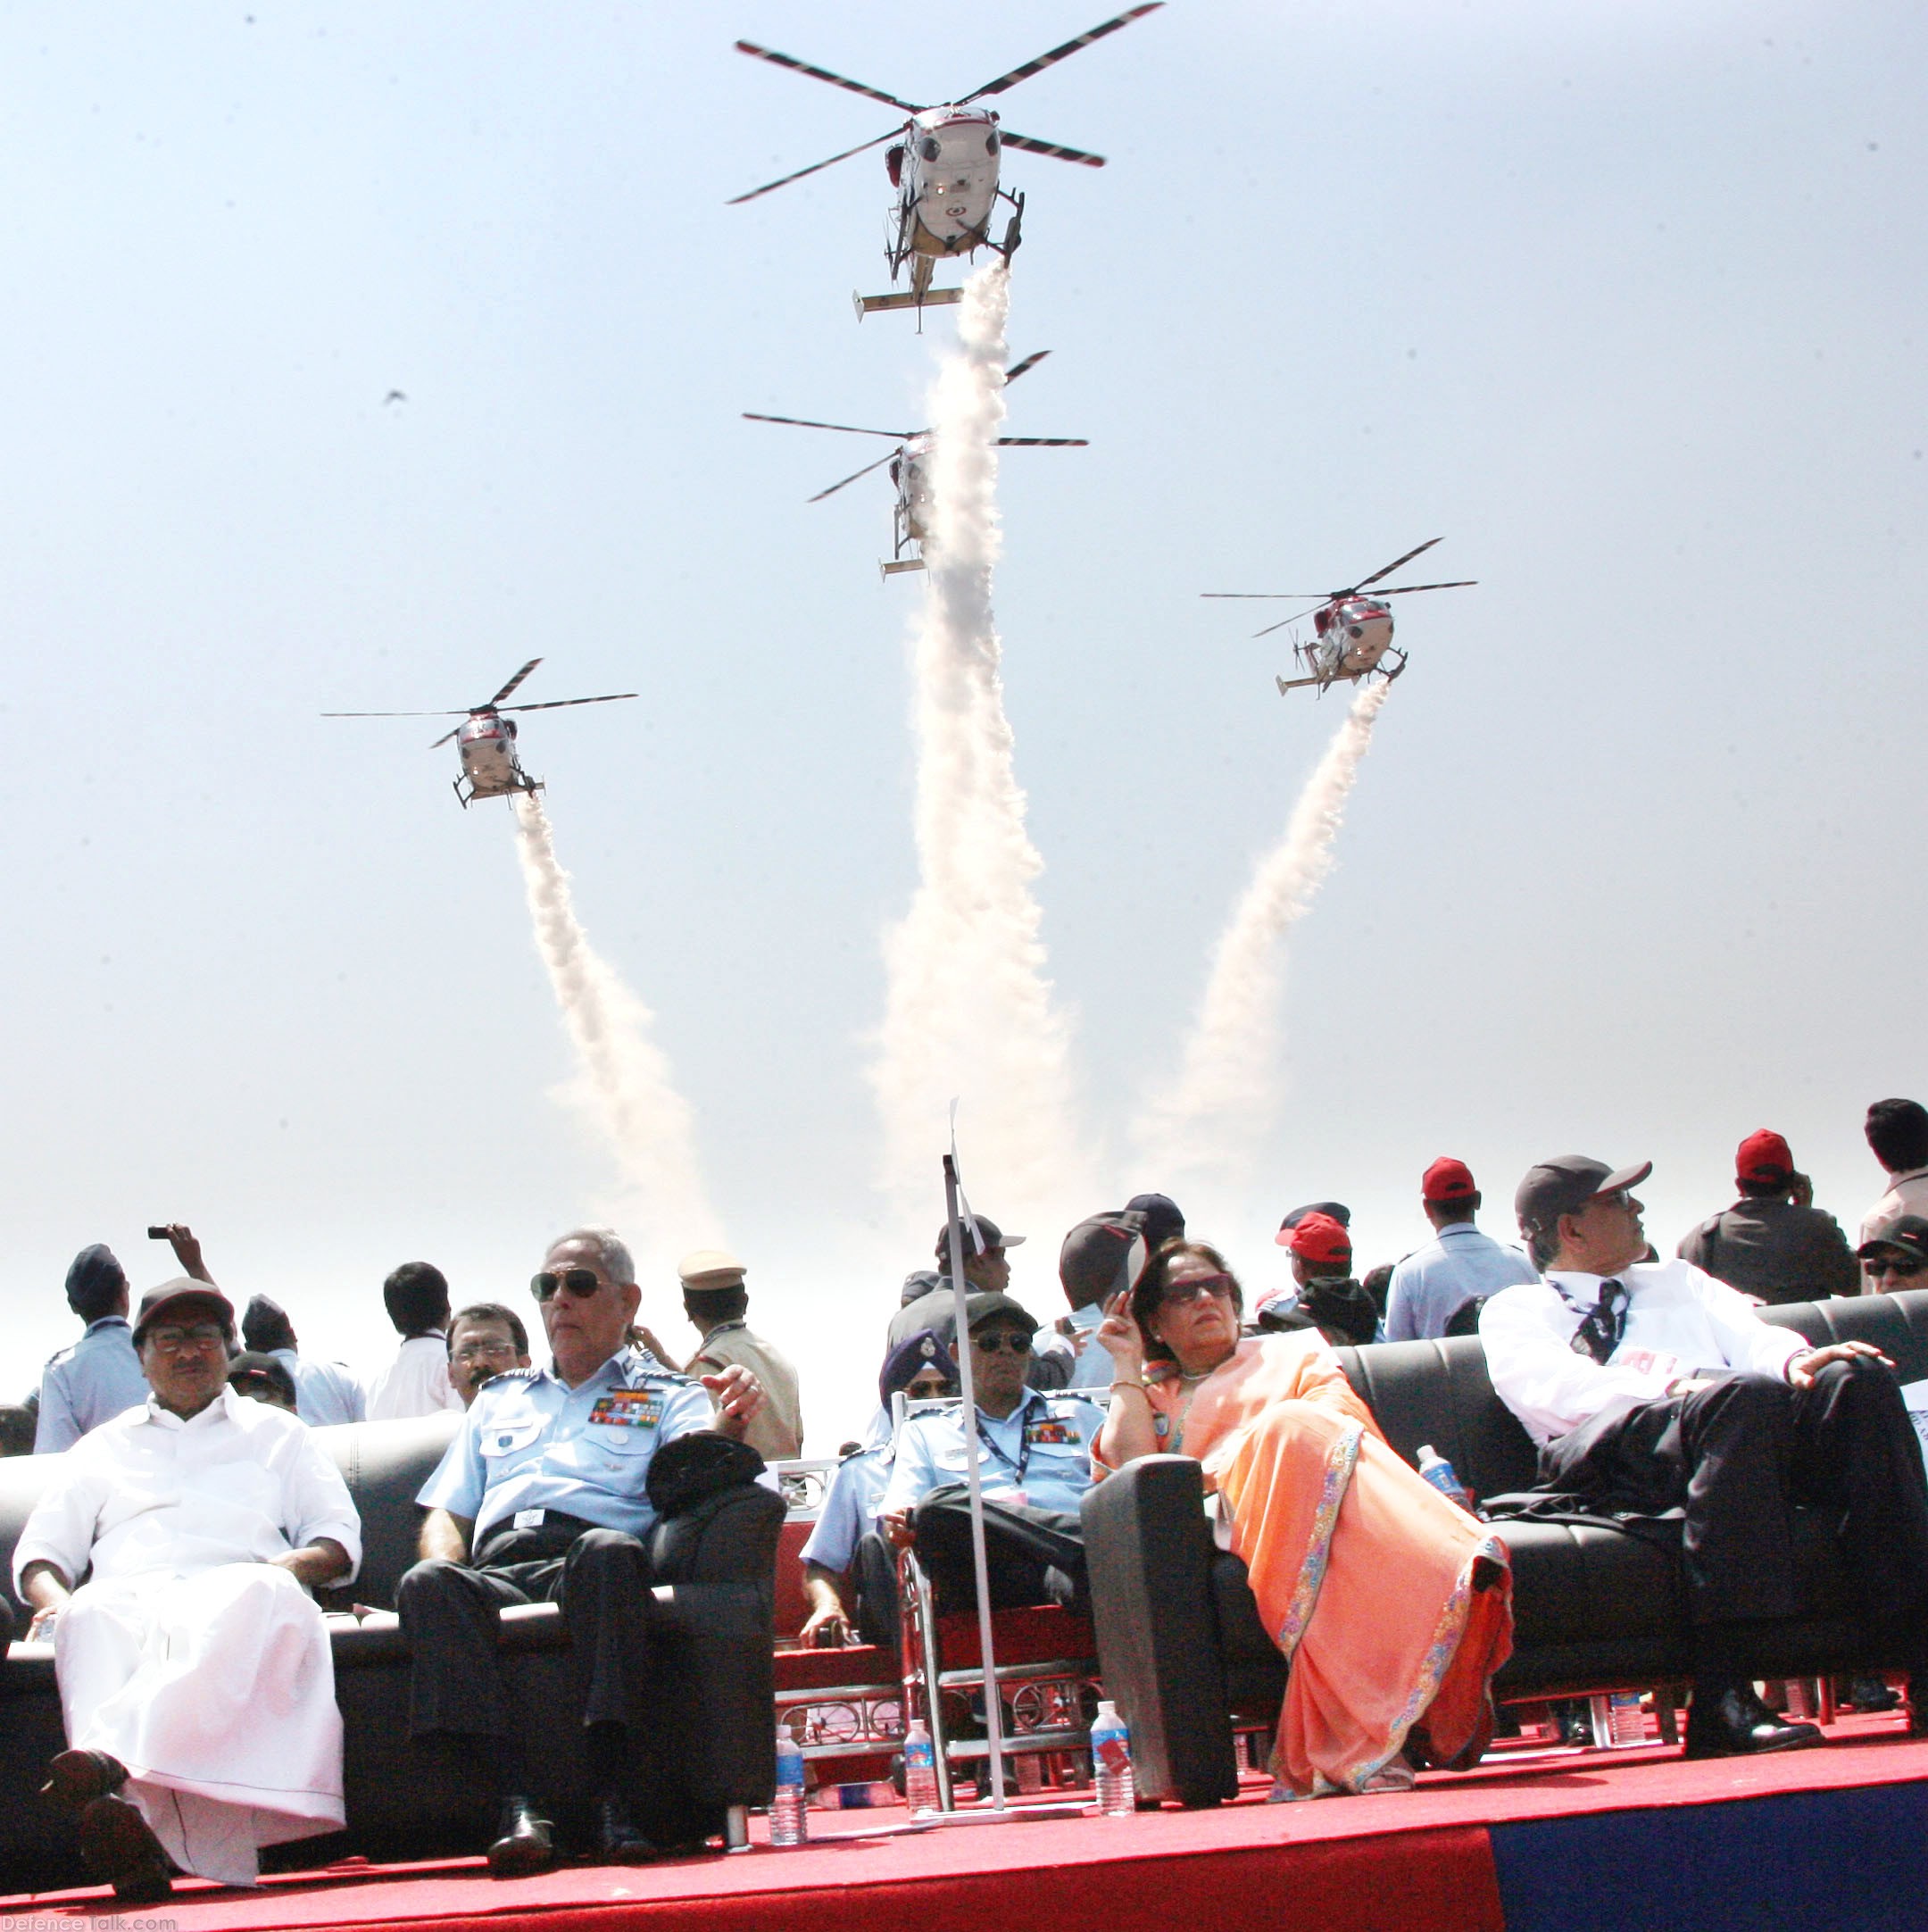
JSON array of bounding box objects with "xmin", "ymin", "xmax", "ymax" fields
[
  {"xmin": 880, "ymin": 556, "xmax": 927, "ymax": 578},
  {"xmin": 854, "ymin": 286, "xmax": 963, "ymax": 321},
  {"xmin": 996, "ymin": 190, "xmax": 1026, "ymax": 259}
]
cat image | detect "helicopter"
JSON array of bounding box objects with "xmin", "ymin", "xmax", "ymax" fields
[
  {"xmin": 322, "ymin": 659, "xmax": 638, "ymax": 806},
  {"xmin": 728, "ymin": 4, "xmax": 1162, "ymax": 319},
  {"xmin": 744, "ymin": 350, "xmax": 1084, "ymax": 575},
  {"xmin": 1201, "ymin": 539, "xmax": 1477, "ymax": 696}
]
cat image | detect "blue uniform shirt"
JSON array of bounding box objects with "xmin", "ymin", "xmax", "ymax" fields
[
  {"xmin": 799, "ymin": 1445, "xmax": 892, "ymax": 1575},
  {"xmin": 417, "ymin": 1346, "xmax": 714, "ymax": 1545},
  {"xmin": 35, "ymin": 1318, "xmax": 149, "ymax": 1453},
  {"xmin": 270, "ymin": 1348, "xmax": 366, "ymax": 1428},
  {"xmin": 882, "ymin": 1387, "xmax": 1105, "ymax": 1520},
  {"xmin": 1385, "ymin": 1222, "xmax": 1540, "ymax": 1343}
]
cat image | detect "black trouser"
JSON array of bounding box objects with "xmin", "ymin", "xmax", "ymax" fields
[
  {"xmin": 908, "ymin": 1484, "xmax": 1088, "ymax": 1615},
  {"xmin": 1538, "ymin": 1360, "xmax": 1928, "ymax": 1633},
  {"xmin": 396, "ymin": 1516, "xmax": 656, "ymax": 1743}
]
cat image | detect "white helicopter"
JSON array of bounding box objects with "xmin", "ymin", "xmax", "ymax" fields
[
  {"xmin": 323, "ymin": 659, "xmax": 638, "ymax": 806},
  {"xmin": 1202, "ymin": 540, "xmax": 1477, "ymax": 695},
  {"xmin": 728, "ymin": 4, "xmax": 1162, "ymax": 319},
  {"xmin": 744, "ymin": 351, "xmax": 1084, "ymax": 575}
]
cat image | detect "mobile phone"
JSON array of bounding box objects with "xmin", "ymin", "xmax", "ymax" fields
[{"xmin": 147, "ymin": 1226, "xmax": 170, "ymax": 1240}]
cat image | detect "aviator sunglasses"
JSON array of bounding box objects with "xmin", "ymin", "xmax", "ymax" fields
[
  {"xmin": 971, "ymin": 1329, "xmax": 1033, "ymax": 1355},
  {"xmin": 530, "ymin": 1267, "xmax": 606, "ymax": 1303},
  {"xmin": 1864, "ymin": 1255, "xmax": 1926, "ymax": 1279}
]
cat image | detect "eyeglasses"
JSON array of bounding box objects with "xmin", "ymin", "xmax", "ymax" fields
[
  {"xmin": 1864, "ymin": 1255, "xmax": 1926, "ymax": 1278},
  {"xmin": 146, "ymin": 1322, "xmax": 227, "ymax": 1354},
  {"xmin": 531, "ymin": 1268, "xmax": 604, "ymax": 1303},
  {"xmin": 452, "ymin": 1338, "xmax": 521, "ymax": 1364},
  {"xmin": 971, "ymin": 1330, "xmax": 1033, "ymax": 1355},
  {"xmin": 1159, "ymin": 1272, "xmax": 1235, "ymax": 1307}
]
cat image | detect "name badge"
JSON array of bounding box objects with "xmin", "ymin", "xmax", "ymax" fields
[
  {"xmin": 513, "ymin": 1507, "xmax": 545, "ymax": 1529},
  {"xmin": 589, "ymin": 1389, "xmax": 661, "ymax": 1429},
  {"xmin": 1025, "ymin": 1420, "xmax": 1076, "ymax": 1446}
]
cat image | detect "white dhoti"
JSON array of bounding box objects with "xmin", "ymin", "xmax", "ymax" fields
[{"xmin": 56, "ymin": 1563, "xmax": 345, "ymax": 1888}]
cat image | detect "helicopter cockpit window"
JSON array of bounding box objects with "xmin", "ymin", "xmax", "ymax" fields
[
  {"xmin": 985, "ymin": 131, "xmax": 1000, "ymax": 154},
  {"xmin": 919, "ymin": 136, "xmax": 942, "ymax": 162},
  {"xmin": 885, "ymin": 144, "xmax": 905, "ymax": 187}
]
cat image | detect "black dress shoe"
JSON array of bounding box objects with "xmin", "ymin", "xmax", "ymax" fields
[
  {"xmin": 1683, "ymin": 1685, "xmax": 1826, "ymax": 1759},
  {"xmin": 78, "ymin": 1795, "xmax": 173, "ymax": 1903},
  {"xmin": 41, "ymin": 1748, "xmax": 129, "ymax": 1811},
  {"xmin": 486, "ymin": 1796, "xmax": 555, "ymax": 1878},
  {"xmin": 590, "ymin": 1795, "xmax": 662, "ymax": 1864}
]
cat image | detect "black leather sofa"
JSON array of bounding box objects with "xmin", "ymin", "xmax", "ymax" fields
[
  {"xmin": 0, "ymin": 1412, "xmax": 784, "ymax": 1895},
  {"xmin": 1084, "ymin": 1287, "xmax": 1928, "ymax": 1807}
]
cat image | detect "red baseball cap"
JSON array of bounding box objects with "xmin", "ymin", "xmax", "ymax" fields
[
  {"xmin": 1287, "ymin": 1212, "xmax": 1352, "ymax": 1267},
  {"xmin": 1735, "ymin": 1129, "xmax": 1794, "ymax": 1186},
  {"xmin": 1422, "ymin": 1157, "xmax": 1476, "ymax": 1203}
]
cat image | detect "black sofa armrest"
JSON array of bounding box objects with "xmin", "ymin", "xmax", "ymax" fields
[{"xmin": 1083, "ymin": 1457, "xmax": 1241, "ymax": 1807}]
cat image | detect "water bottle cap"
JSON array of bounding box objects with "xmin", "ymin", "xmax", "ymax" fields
[{"xmin": 1094, "ymin": 1699, "xmax": 1119, "ymax": 1721}]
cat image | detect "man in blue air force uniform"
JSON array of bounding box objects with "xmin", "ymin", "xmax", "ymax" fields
[
  {"xmin": 879, "ymin": 1292, "xmax": 1106, "ymax": 1613},
  {"xmin": 398, "ymin": 1227, "xmax": 764, "ymax": 1876}
]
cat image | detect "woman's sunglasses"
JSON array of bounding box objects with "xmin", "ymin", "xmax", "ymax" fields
[
  {"xmin": 1159, "ymin": 1272, "xmax": 1236, "ymax": 1307},
  {"xmin": 531, "ymin": 1268, "xmax": 605, "ymax": 1303}
]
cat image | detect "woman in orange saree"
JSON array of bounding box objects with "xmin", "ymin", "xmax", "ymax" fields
[{"xmin": 1093, "ymin": 1240, "xmax": 1512, "ymax": 1798}]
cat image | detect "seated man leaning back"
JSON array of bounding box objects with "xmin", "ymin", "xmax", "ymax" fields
[
  {"xmin": 398, "ymin": 1227, "xmax": 765, "ymax": 1876},
  {"xmin": 15, "ymin": 1278, "xmax": 361, "ymax": 1903},
  {"xmin": 877, "ymin": 1291, "xmax": 1105, "ymax": 1615}
]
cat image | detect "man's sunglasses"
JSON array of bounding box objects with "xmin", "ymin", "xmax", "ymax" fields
[
  {"xmin": 971, "ymin": 1329, "xmax": 1033, "ymax": 1355},
  {"xmin": 1864, "ymin": 1255, "xmax": 1926, "ymax": 1278},
  {"xmin": 531, "ymin": 1268, "xmax": 606, "ymax": 1303}
]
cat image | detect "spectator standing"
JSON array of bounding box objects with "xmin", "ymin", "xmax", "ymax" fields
[
  {"xmin": 1045, "ymin": 1211, "xmax": 1152, "ymax": 1390},
  {"xmin": 1862, "ymin": 1100, "xmax": 1928, "ymax": 1247},
  {"xmin": 671, "ymin": 1250, "xmax": 803, "ymax": 1460},
  {"xmin": 1124, "ymin": 1193, "xmax": 1186, "ymax": 1251},
  {"xmin": 886, "ymin": 1217, "xmax": 1025, "ymax": 1353},
  {"xmin": 1386, "ymin": 1159, "xmax": 1540, "ymax": 1342},
  {"xmin": 1677, "ymin": 1131, "xmax": 1858, "ymax": 1305},
  {"xmin": 446, "ymin": 1303, "xmax": 534, "ymax": 1407},
  {"xmin": 365, "ymin": 1262, "xmax": 463, "ymax": 1421},
  {"xmin": 35, "ymin": 1246, "xmax": 149, "ymax": 1453},
  {"xmin": 227, "ymin": 1352, "xmax": 301, "ymax": 1413},
  {"xmin": 1262, "ymin": 1213, "xmax": 1380, "ymax": 1347},
  {"xmin": 241, "ymin": 1295, "xmax": 366, "ymax": 1427}
]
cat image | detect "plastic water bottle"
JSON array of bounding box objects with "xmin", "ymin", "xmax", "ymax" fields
[
  {"xmin": 1090, "ymin": 1700, "xmax": 1134, "ymax": 1816},
  {"xmin": 902, "ymin": 1718, "xmax": 941, "ymax": 1816},
  {"xmin": 770, "ymin": 1726, "xmax": 808, "ymax": 1845},
  {"xmin": 1416, "ymin": 1445, "xmax": 1477, "ymax": 1515},
  {"xmin": 1608, "ymin": 1691, "xmax": 1645, "ymax": 1746}
]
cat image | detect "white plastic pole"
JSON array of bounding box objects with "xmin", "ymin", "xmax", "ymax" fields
[{"xmin": 943, "ymin": 1150, "xmax": 1009, "ymax": 1811}]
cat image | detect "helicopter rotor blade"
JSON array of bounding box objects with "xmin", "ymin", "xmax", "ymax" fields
[
  {"xmin": 994, "ymin": 437, "xmax": 1088, "ymax": 446},
  {"xmin": 743, "ymin": 412, "xmax": 913, "ymax": 439},
  {"xmin": 1374, "ymin": 579, "xmax": 1478, "ymax": 595},
  {"xmin": 428, "ymin": 725, "xmax": 465, "ymax": 750},
  {"xmin": 1354, "ymin": 537, "xmax": 1443, "ymax": 591},
  {"xmin": 1199, "ymin": 593, "xmax": 1330, "ymax": 601},
  {"xmin": 498, "ymin": 693, "xmax": 640, "ymax": 713},
  {"xmin": 809, "ymin": 449, "xmax": 902, "ymax": 502},
  {"xmin": 960, "ymin": 3, "xmax": 1164, "ymax": 104},
  {"xmin": 320, "ymin": 708, "xmax": 473, "ymax": 719},
  {"xmin": 1005, "ymin": 349, "xmax": 1051, "ymax": 383},
  {"xmin": 727, "ymin": 128, "xmax": 902, "ymax": 205},
  {"xmin": 732, "ymin": 41, "xmax": 921, "ymax": 113},
  {"xmin": 488, "ymin": 658, "xmax": 544, "ymax": 707},
  {"xmin": 996, "ymin": 129, "xmax": 1107, "ymax": 166},
  {"xmin": 1252, "ymin": 606, "xmax": 1325, "ymax": 638}
]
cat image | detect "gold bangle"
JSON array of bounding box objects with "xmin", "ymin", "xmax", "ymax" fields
[{"xmin": 1109, "ymin": 1380, "xmax": 1151, "ymax": 1398}]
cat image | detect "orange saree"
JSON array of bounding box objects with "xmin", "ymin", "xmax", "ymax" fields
[{"xmin": 1101, "ymin": 1331, "xmax": 1512, "ymax": 1796}]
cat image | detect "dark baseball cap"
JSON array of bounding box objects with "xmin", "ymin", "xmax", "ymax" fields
[
  {"xmin": 1124, "ymin": 1193, "xmax": 1185, "ymax": 1250},
  {"xmin": 131, "ymin": 1278, "xmax": 237, "ymax": 1348},
  {"xmin": 961, "ymin": 1291, "xmax": 1040, "ymax": 1336},
  {"xmin": 1857, "ymin": 1215, "xmax": 1928, "ymax": 1267},
  {"xmin": 933, "ymin": 1216, "xmax": 1024, "ymax": 1262},
  {"xmin": 1060, "ymin": 1212, "xmax": 1151, "ymax": 1307},
  {"xmin": 1514, "ymin": 1156, "xmax": 1652, "ymax": 1236}
]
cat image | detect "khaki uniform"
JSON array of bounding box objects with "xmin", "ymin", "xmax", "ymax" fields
[{"xmin": 688, "ymin": 1321, "xmax": 803, "ymax": 1460}]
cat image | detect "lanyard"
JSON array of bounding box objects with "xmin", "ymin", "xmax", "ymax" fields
[{"xmin": 973, "ymin": 1405, "xmax": 1033, "ymax": 1485}]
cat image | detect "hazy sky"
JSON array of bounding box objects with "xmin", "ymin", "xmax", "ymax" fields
[{"xmin": 4, "ymin": 1, "xmax": 1922, "ymax": 1443}]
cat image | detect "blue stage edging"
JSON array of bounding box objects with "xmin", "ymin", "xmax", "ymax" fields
[{"xmin": 1491, "ymin": 1778, "xmax": 1928, "ymax": 1932}]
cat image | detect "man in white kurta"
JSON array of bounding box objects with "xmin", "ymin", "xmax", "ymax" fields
[{"xmin": 14, "ymin": 1279, "xmax": 362, "ymax": 1895}]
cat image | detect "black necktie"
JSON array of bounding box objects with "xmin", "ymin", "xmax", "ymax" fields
[{"xmin": 1570, "ymin": 1279, "xmax": 1628, "ymax": 1365}]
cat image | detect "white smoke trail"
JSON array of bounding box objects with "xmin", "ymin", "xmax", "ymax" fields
[
  {"xmin": 870, "ymin": 262, "xmax": 1090, "ymax": 1226},
  {"xmin": 511, "ymin": 793, "xmax": 721, "ymax": 1250},
  {"xmin": 1138, "ymin": 679, "xmax": 1392, "ymax": 1182}
]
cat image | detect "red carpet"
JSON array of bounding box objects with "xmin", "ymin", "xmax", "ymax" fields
[{"xmin": 4, "ymin": 1716, "xmax": 1926, "ymax": 1932}]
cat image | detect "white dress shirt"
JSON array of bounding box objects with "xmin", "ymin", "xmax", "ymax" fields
[
  {"xmin": 1861, "ymin": 1168, "xmax": 1928, "ymax": 1247},
  {"xmin": 1480, "ymin": 1257, "xmax": 1808, "ymax": 1448},
  {"xmin": 365, "ymin": 1332, "xmax": 462, "ymax": 1421}
]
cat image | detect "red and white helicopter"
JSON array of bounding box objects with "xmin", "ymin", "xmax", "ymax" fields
[
  {"xmin": 743, "ymin": 351, "xmax": 1084, "ymax": 575},
  {"xmin": 728, "ymin": 4, "xmax": 1162, "ymax": 319},
  {"xmin": 323, "ymin": 659, "xmax": 638, "ymax": 806},
  {"xmin": 1202, "ymin": 540, "xmax": 1477, "ymax": 695}
]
